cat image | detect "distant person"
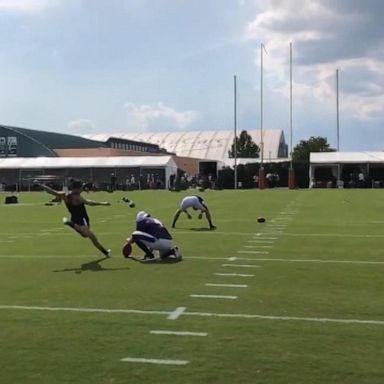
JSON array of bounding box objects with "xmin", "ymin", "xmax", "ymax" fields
[
  {"xmin": 125, "ymin": 211, "xmax": 182, "ymax": 262},
  {"xmin": 172, "ymin": 195, "xmax": 216, "ymax": 230},
  {"xmin": 110, "ymin": 173, "xmax": 117, "ymax": 191},
  {"xmin": 358, "ymin": 172, "xmax": 365, "ymax": 188},
  {"xmin": 37, "ymin": 179, "xmax": 111, "ymax": 257}
]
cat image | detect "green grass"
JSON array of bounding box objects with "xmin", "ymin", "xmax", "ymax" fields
[{"xmin": 0, "ymin": 189, "xmax": 384, "ymax": 383}]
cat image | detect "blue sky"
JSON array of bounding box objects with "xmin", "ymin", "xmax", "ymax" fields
[{"xmin": 0, "ymin": 0, "xmax": 383, "ymax": 151}]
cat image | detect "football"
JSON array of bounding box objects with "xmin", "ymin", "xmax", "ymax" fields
[
  {"xmin": 257, "ymin": 216, "xmax": 266, "ymax": 223},
  {"xmin": 122, "ymin": 242, "xmax": 132, "ymax": 258}
]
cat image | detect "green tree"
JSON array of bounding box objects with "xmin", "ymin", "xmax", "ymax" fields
[
  {"xmin": 228, "ymin": 130, "xmax": 260, "ymax": 158},
  {"xmin": 292, "ymin": 136, "xmax": 335, "ymax": 162}
]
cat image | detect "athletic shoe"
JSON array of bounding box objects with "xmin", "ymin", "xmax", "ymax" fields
[
  {"xmin": 173, "ymin": 246, "xmax": 183, "ymax": 261},
  {"xmin": 62, "ymin": 217, "xmax": 75, "ymax": 229},
  {"xmin": 105, "ymin": 249, "xmax": 112, "ymax": 258},
  {"xmin": 209, "ymin": 225, "xmax": 217, "ymax": 230},
  {"xmin": 142, "ymin": 253, "xmax": 155, "ymax": 261}
]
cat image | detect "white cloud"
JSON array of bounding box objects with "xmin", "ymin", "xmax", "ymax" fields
[
  {"xmin": 244, "ymin": 0, "xmax": 384, "ymax": 121},
  {"xmin": 68, "ymin": 119, "xmax": 95, "ymax": 133},
  {"xmin": 124, "ymin": 102, "xmax": 199, "ymax": 131},
  {"xmin": 0, "ymin": 0, "xmax": 58, "ymax": 13}
]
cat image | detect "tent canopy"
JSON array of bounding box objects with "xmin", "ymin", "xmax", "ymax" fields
[
  {"xmin": 310, "ymin": 152, "xmax": 384, "ymax": 164},
  {"xmin": 0, "ymin": 156, "xmax": 177, "ymax": 169}
]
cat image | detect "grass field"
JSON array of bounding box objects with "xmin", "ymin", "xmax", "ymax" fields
[{"xmin": 1, "ymin": 189, "xmax": 384, "ymax": 383}]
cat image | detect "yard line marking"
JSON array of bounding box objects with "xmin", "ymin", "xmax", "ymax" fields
[
  {"xmin": 253, "ymin": 236, "xmax": 278, "ymax": 240},
  {"xmin": 185, "ymin": 311, "xmax": 384, "ymax": 326},
  {"xmin": 215, "ymin": 273, "xmax": 255, "ymax": 277},
  {"xmin": 0, "ymin": 305, "xmax": 169, "ymax": 315},
  {"xmin": 247, "ymin": 258, "xmax": 384, "ymax": 265},
  {"xmin": 247, "ymin": 240, "xmax": 274, "ymax": 244},
  {"xmin": 121, "ymin": 357, "xmax": 189, "ymax": 366},
  {"xmin": 3, "ymin": 304, "xmax": 384, "ymax": 326},
  {"xmin": 222, "ymin": 264, "xmax": 261, "ymax": 268},
  {"xmin": 243, "ymin": 245, "xmax": 272, "ymax": 248},
  {"xmin": 205, "ymin": 283, "xmax": 248, "ymax": 288},
  {"xmin": 238, "ymin": 250, "xmax": 269, "ymax": 254},
  {"xmin": 150, "ymin": 330, "xmax": 208, "ymax": 337},
  {"xmin": 167, "ymin": 307, "xmax": 186, "ymax": 320},
  {"xmin": 228, "ymin": 257, "xmax": 237, "ymax": 261},
  {"xmin": 190, "ymin": 294, "xmax": 238, "ymax": 300}
]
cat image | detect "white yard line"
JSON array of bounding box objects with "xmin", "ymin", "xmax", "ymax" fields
[
  {"xmin": 190, "ymin": 294, "xmax": 238, "ymax": 300},
  {"xmin": 205, "ymin": 283, "xmax": 248, "ymax": 288},
  {"xmin": 2, "ymin": 304, "xmax": 384, "ymax": 326},
  {"xmin": 167, "ymin": 307, "xmax": 187, "ymax": 320},
  {"xmin": 247, "ymin": 240, "xmax": 274, "ymax": 244},
  {"xmin": 222, "ymin": 264, "xmax": 261, "ymax": 268},
  {"xmin": 243, "ymin": 245, "xmax": 272, "ymax": 248},
  {"xmin": 150, "ymin": 330, "xmax": 208, "ymax": 337},
  {"xmin": 121, "ymin": 357, "xmax": 189, "ymax": 366},
  {"xmin": 244, "ymin": 258, "xmax": 384, "ymax": 265},
  {"xmin": 237, "ymin": 250, "xmax": 269, "ymax": 254},
  {"xmin": 214, "ymin": 273, "xmax": 255, "ymax": 277}
]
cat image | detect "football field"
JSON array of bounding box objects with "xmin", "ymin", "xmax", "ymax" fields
[{"xmin": 0, "ymin": 189, "xmax": 383, "ymax": 383}]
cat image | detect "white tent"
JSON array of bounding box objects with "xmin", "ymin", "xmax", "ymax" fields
[
  {"xmin": 0, "ymin": 156, "xmax": 178, "ymax": 187},
  {"xmin": 309, "ymin": 152, "xmax": 384, "ymax": 187}
]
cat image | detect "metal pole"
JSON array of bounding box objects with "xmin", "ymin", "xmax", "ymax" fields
[
  {"xmin": 234, "ymin": 75, "xmax": 238, "ymax": 190},
  {"xmin": 336, "ymin": 69, "xmax": 341, "ymax": 185},
  {"xmin": 260, "ymin": 43, "xmax": 264, "ymax": 168},
  {"xmin": 290, "ymin": 42, "xmax": 293, "ymax": 168},
  {"xmin": 336, "ymin": 69, "xmax": 340, "ymax": 151},
  {"xmin": 259, "ymin": 43, "xmax": 265, "ymax": 189}
]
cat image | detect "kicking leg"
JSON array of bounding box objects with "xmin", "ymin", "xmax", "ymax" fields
[
  {"xmin": 77, "ymin": 225, "xmax": 111, "ymax": 257},
  {"xmin": 204, "ymin": 209, "xmax": 216, "ymax": 230}
]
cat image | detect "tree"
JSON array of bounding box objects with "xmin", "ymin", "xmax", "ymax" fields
[
  {"xmin": 228, "ymin": 130, "xmax": 260, "ymax": 158},
  {"xmin": 292, "ymin": 136, "xmax": 335, "ymax": 162}
]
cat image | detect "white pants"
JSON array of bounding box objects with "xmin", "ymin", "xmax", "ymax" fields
[{"xmin": 132, "ymin": 231, "xmax": 173, "ymax": 257}]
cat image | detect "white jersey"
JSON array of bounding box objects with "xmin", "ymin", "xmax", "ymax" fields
[{"xmin": 180, "ymin": 195, "xmax": 205, "ymax": 211}]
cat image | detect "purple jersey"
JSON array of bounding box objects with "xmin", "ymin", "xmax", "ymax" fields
[{"xmin": 136, "ymin": 217, "xmax": 172, "ymax": 240}]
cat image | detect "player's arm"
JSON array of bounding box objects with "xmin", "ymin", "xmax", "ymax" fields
[
  {"xmin": 83, "ymin": 198, "xmax": 110, "ymax": 206},
  {"xmin": 38, "ymin": 183, "xmax": 65, "ymax": 199}
]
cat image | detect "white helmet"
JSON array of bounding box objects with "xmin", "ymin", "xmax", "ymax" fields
[{"xmin": 136, "ymin": 211, "xmax": 150, "ymax": 222}]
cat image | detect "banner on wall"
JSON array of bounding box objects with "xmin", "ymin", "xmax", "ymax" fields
[
  {"xmin": 7, "ymin": 137, "xmax": 17, "ymax": 156},
  {"xmin": 0, "ymin": 137, "xmax": 6, "ymax": 157}
]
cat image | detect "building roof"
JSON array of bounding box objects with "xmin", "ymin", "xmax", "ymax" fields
[
  {"xmin": 0, "ymin": 156, "xmax": 177, "ymax": 169},
  {"xmin": 310, "ymin": 152, "xmax": 384, "ymax": 164},
  {"xmin": 83, "ymin": 129, "xmax": 287, "ymax": 165}
]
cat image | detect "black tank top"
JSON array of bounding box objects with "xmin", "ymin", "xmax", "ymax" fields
[{"xmin": 65, "ymin": 193, "xmax": 88, "ymax": 221}]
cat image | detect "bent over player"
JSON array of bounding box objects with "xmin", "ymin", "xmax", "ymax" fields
[
  {"xmin": 172, "ymin": 195, "xmax": 216, "ymax": 230},
  {"xmin": 38, "ymin": 180, "xmax": 111, "ymax": 257},
  {"xmin": 125, "ymin": 211, "xmax": 182, "ymax": 262}
]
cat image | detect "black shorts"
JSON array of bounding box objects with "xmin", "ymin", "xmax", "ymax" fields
[{"xmin": 72, "ymin": 216, "xmax": 90, "ymax": 228}]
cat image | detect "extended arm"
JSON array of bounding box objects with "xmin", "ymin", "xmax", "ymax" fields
[
  {"xmin": 83, "ymin": 198, "xmax": 110, "ymax": 206},
  {"xmin": 38, "ymin": 183, "xmax": 66, "ymax": 199}
]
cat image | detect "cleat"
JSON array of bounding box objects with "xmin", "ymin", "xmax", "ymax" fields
[
  {"xmin": 173, "ymin": 246, "xmax": 183, "ymax": 261},
  {"xmin": 105, "ymin": 249, "xmax": 112, "ymax": 258},
  {"xmin": 209, "ymin": 225, "xmax": 216, "ymax": 230}
]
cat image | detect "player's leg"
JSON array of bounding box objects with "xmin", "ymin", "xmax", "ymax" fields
[
  {"xmin": 77, "ymin": 225, "xmax": 111, "ymax": 257},
  {"xmin": 158, "ymin": 239, "xmax": 182, "ymax": 261},
  {"xmin": 132, "ymin": 231, "xmax": 156, "ymax": 260},
  {"xmin": 203, "ymin": 207, "xmax": 216, "ymax": 229},
  {"xmin": 172, "ymin": 209, "xmax": 183, "ymax": 228}
]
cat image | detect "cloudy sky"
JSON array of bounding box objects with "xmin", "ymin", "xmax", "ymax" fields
[{"xmin": 0, "ymin": 0, "xmax": 383, "ymax": 150}]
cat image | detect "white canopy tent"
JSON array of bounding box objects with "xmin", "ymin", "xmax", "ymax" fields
[
  {"xmin": 0, "ymin": 156, "xmax": 178, "ymax": 188},
  {"xmin": 310, "ymin": 152, "xmax": 384, "ymax": 187}
]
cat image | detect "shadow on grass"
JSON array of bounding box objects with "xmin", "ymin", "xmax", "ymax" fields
[
  {"xmin": 189, "ymin": 227, "xmax": 213, "ymax": 232},
  {"xmin": 53, "ymin": 257, "xmax": 131, "ymax": 274}
]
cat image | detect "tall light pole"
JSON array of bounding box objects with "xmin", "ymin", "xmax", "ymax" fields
[
  {"xmin": 288, "ymin": 42, "xmax": 295, "ymax": 189},
  {"xmin": 259, "ymin": 43, "xmax": 266, "ymax": 189},
  {"xmin": 234, "ymin": 75, "xmax": 238, "ymax": 190},
  {"xmin": 336, "ymin": 68, "xmax": 341, "ymax": 185}
]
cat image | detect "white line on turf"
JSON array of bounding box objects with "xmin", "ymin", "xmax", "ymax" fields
[
  {"xmin": 167, "ymin": 307, "xmax": 186, "ymax": 320},
  {"xmin": 238, "ymin": 250, "xmax": 269, "ymax": 254},
  {"xmin": 2, "ymin": 304, "xmax": 384, "ymax": 326},
  {"xmin": 215, "ymin": 273, "xmax": 255, "ymax": 277},
  {"xmin": 121, "ymin": 357, "xmax": 189, "ymax": 365},
  {"xmin": 190, "ymin": 294, "xmax": 238, "ymax": 300},
  {"xmin": 228, "ymin": 257, "xmax": 237, "ymax": 261},
  {"xmin": 247, "ymin": 240, "xmax": 274, "ymax": 244},
  {"xmin": 243, "ymin": 245, "xmax": 272, "ymax": 248},
  {"xmin": 222, "ymin": 264, "xmax": 261, "ymax": 268},
  {"xmin": 244, "ymin": 258, "xmax": 384, "ymax": 265},
  {"xmin": 205, "ymin": 283, "xmax": 248, "ymax": 288},
  {"xmin": 150, "ymin": 330, "xmax": 208, "ymax": 337}
]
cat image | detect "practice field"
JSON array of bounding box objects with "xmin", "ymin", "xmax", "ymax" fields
[{"xmin": 0, "ymin": 189, "xmax": 384, "ymax": 383}]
